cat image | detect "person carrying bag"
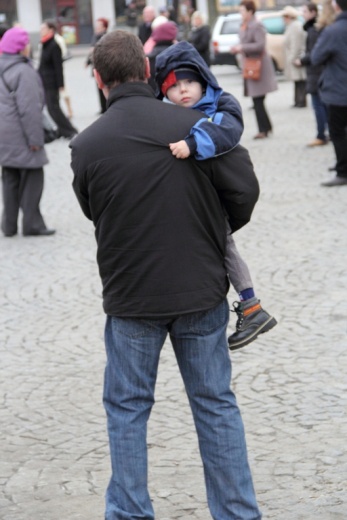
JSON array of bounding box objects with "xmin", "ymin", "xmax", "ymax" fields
[
  {"xmin": 1, "ymin": 63, "xmax": 59, "ymax": 144},
  {"xmin": 0, "ymin": 27, "xmax": 55, "ymax": 237},
  {"xmin": 231, "ymin": 0, "xmax": 277, "ymax": 139}
]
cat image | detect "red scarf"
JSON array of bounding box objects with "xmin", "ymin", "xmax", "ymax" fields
[{"xmin": 41, "ymin": 33, "xmax": 54, "ymax": 44}]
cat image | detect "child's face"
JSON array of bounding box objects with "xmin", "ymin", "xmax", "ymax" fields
[{"xmin": 166, "ymin": 79, "xmax": 204, "ymax": 108}]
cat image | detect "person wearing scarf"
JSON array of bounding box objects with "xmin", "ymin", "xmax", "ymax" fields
[{"xmin": 38, "ymin": 20, "xmax": 78, "ymax": 139}]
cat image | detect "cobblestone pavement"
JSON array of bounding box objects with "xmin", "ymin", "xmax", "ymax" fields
[{"xmin": 0, "ymin": 53, "xmax": 346, "ymax": 520}]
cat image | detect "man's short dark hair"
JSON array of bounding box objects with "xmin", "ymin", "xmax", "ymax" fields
[
  {"xmin": 43, "ymin": 19, "xmax": 57, "ymax": 32},
  {"xmin": 336, "ymin": 0, "xmax": 347, "ymax": 10},
  {"xmin": 93, "ymin": 30, "xmax": 147, "ymax": 88}
]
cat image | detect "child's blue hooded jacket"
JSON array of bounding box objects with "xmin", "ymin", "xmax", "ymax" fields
[{"xmin": 155, "ymin": 41, "xmax": 244, "ymax": 160}]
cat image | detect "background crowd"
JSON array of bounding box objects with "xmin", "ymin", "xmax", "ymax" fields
[{"xmin": 0, "ymin": 0, "xmax": 346, "ymax": 233}]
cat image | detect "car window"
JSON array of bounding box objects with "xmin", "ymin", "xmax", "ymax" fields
[
  {"xmin": 221, "ymin": 19, "xmax": 241, "ymax": 35},
  {"xmin": 261, "ymin": 16, "xmax": 285, "ymax": 35}
]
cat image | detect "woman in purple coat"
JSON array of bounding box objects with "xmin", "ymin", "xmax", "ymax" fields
[
  {"xmin": 0, "ymin": 27, "xmax": 55, "ymax": 237},
  {"xmin": 231, "ymin": 0, "xmax": 277, "ymax": 139}
]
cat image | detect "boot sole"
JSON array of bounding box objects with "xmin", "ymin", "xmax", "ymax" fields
[{"xmin": 228, "ymin": 316, "xmax": 277, "ymax": 351}]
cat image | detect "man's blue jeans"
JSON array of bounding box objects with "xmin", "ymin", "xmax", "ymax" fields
[{"xmin": 103, "ymin": 299, "xmax": 261, "ymax": 520}]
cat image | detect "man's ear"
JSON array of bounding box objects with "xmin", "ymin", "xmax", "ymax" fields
[
  {"xmin": 93, "ymin": 68, "xmax": 110, "ymax": 98},
  {"xmin": 145, "ymin": 57, "xmax": 151, "ymax": 79},
  {"xmin": 93, "ymin": 68, "xmax": 105, "ymax": 90}
]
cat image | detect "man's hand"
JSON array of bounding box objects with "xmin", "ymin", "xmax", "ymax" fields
[{"xmin": 169, "ymin": 140, "xmax": 190, "ymax": 159}]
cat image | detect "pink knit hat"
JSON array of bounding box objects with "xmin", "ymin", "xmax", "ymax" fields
[
  {"xmin": 152, "ymin": 21, "xmax": 177, "ymax": 43},
  {"xmin": 0, "ymin": 27, "xmax": 29, "ymax": 54}
]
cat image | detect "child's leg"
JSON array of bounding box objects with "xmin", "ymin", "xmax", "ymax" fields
[
  {"xmin": 225, "ymin": 232, "xmax": 253, "ymax": 296},
  {"xmin": 225, "ymin": 232, "xmax": 277, "ymax": 351}
]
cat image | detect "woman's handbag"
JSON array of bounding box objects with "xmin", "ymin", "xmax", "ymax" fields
[{"xmin": 243, "ymin": 56, "xmax": 262, "ymax": 80}]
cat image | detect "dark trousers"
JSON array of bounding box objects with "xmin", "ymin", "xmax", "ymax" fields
[
  {"xmin": 294, "ymin": 80, "xmax": 307, "ymax": 107},
  {"xmin": 327, "ymin": 105, "xmax": 347, "ymax": 178},
  {"xmin": 253, "ymin": 96, "xmax": 272, "ymax": 133},
  {"xmin": 1, "ymin": 167, "xmax": 47, "ymax": 236},
  {"xmin": 45, "ymin": 88, "xmax": 77, "ymax": 138}
]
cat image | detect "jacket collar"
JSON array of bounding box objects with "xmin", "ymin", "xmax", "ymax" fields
[
  {"xmin": 303, "ymin": 17, "xmax": 316, "ymax": 31},
  {"xmin": 107, "ymin": 81, "xmax": 156, "ymax": 109},
  {"xmin": 192, "ymin": 84, "xmax": 222, "ymax": 118}
]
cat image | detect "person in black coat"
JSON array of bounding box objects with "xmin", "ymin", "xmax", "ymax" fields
[
  {"xmin": 138, "ymin": 5, "xmax": 156, "ymax": 45},
  {"xmin": 188, "ymin": 11, "xmax": 211, "ymax": 67},
  {"xmin": 38, "ymin": 20, "xmax": 77, "ymax": 139},
  {"xmin": 295, "ymin": 3, "xmax": 329, "ymax": 146},
  {"xmin": 70, "ymin": 32, "xmax": 261, "ymax": 519}
]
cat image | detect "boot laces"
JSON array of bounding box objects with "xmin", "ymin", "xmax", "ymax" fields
[{"xmin": 231, "ymin": 301, "xmax": 244, "ymax": 330}]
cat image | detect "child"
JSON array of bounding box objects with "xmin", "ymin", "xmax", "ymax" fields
[{"xmin": 155, "ymin": 41, "xmax": 277, "ymax": 350}]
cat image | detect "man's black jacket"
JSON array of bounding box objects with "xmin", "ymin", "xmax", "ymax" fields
[
  {"xmin": 71, "ymin": 82, "xmax": 259, "ymax": 318},
  {"xmin": 38, "ymin": 36, "xmax": 64, "ymax": 90}
]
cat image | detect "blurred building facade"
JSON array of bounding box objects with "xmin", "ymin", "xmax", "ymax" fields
[{"xmin": 0, "ymin": 0, "xmax": 306, "ymax": 45}]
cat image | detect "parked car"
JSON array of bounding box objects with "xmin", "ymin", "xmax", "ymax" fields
[
  {"xmin": 211, "ymin": 10, "xmax": 292, "ymax": 72},
  {"xmin": 211, "ymin": 13, "xmax": 242, "ymax": 67}
]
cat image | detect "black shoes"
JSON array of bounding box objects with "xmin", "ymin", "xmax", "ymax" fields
[
  {"xmin": 228, "ymin": 300, "xmax": 277, "ymax": 351},
  {"xmin": 23, "ymin": 229, "xmax": 56, "ymax": 236},
  {"xmin": 321, "ymin": 176, "xmax": 347, "ymax": 187}
]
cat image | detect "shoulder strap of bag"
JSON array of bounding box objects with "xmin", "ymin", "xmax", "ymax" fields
[
  {"xmin": 0, "ymin": 58, "xmax": 28, "ymax": 93},
  {"xmin": 0, "ymin": 59, "xmax": 34, "ymax": 146},
  {"xmin": 0, "ymin": 63, "xmax": 19, "ymax": 93}
]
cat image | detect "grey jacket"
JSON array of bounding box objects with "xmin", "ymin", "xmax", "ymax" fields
[
  {"xmin": 239, "ymin": 17, "xmax": 278, "ymax": 98},
  {"xmin": 0, "ymin": 54, "xmax": 48, "ymax": 169}
]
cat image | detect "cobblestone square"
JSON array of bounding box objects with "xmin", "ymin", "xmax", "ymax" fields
[{"xmin": 0, "ymin": 52, "xmax": 346, "ymax": 520}]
